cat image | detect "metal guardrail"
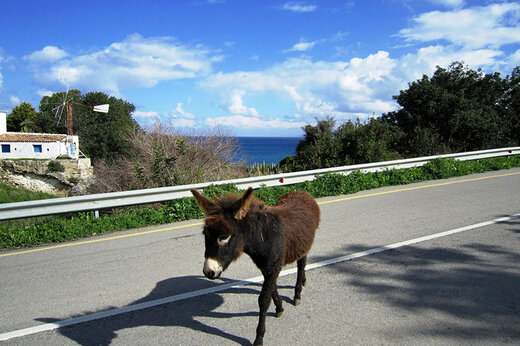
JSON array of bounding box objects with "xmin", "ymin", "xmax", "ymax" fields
[{"xmin": 1, "ymin": 147, "xmax": 519, "ymax": 221}]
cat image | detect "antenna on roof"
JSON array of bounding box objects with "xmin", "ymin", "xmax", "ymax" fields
[
  {"xmin": 51, "ymin": 83, "xmax": 72, "ymax": 130},
  {"xmin": 51, "ymin": 83, "xmax": 110, "ymax": 135}
]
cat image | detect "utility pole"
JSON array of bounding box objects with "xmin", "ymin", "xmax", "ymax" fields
[{"xmin": 67, "ymin": 102, "xmax": 73, "ymax": 136}]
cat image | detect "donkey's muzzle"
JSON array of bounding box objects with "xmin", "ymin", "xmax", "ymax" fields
[{"xmin": 203, "ymin": 258, "xmax": 223, "ymax": 280}]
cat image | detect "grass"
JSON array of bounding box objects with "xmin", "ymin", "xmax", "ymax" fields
[
  {"xmin": 0, "ymin": 184, "xmax": 57, "ymax": 204},
  {"xmin": 1, "ymin": 155, "xmax": 519, "ymax": 249}
]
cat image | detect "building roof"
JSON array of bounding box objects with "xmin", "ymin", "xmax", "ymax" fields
[{"xmin": 0, "ymin": 133, "xmax": 68, "ymax": 143}]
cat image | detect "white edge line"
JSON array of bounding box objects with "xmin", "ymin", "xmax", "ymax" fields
[{"xmin": 1, "ymin": 213, "xmax": 518, "ymax": 341}]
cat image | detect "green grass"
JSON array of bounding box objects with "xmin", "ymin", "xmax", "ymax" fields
[
  {"xmin": 1, "ymin": 155, "xmax": 519, "ymax": 249},
  {"xmin": 0, "ymin": 184, "xmax": 57, "ymax": 204}
]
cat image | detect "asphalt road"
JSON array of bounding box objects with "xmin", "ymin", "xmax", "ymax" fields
[{"xmin": 1, "ymin": 168, "xmax": 519, "ymax": 345}]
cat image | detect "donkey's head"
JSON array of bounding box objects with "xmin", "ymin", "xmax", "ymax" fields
[{"xmin": 191, "ymin": 187, "xmax": 255, "ymax": 280}]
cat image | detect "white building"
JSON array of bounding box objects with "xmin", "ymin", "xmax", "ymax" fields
[{"xmin": 0, "ymin": 110, "xmax": 80, "ymax": 160}]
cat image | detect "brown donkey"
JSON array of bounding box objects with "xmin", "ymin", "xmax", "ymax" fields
[{"xmin": 191, "ymin": 187, "xmax": 320, "ymax": 346}]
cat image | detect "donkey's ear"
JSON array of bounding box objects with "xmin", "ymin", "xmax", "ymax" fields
[
  {"xmin": 191, "ymin": 188, "xmax": 217, "ymax": 214},
  {"xmin": 233, "ymin": 187, "xmax": 254, "ymax": 220}
]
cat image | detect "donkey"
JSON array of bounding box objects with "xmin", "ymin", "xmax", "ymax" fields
[{"xmin": 191, "ymin": 187, "xmax": 320, "ymax": 346}]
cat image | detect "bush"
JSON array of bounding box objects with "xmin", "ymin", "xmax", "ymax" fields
[
  {"xmin": 47, "ymin": 160, "xmax": 65, "ymax": 173},
  {"xmin": 1, "ymin": 155, "xmax": 519, "ymax": 249},
  {"xmin": 88, "ymin": 124, "xmax": 245, "ymax": 193},
  {"xmin": 201, "ymin": 183, "xmax": 240, "ymax": 199},
  {"xmin": 280, "ymin": 117, "xmax": 403, "ymax": 171}
]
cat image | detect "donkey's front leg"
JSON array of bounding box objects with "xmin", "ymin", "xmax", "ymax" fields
[{"xmin": 254, "ymin": 269, "xmax": 280, "ymax": 346}]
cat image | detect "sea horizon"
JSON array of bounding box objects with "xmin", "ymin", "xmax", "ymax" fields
[{"xmin": 234, "ymin": 136, "xmax": 303, "ymax": 166}]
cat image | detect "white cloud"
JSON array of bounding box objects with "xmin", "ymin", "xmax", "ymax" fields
[
  {"xmin": 10, "ymin": 96, "xmax": 21, "ymax": 105},
  {"xmin": 24, "ymin": 46, "xmax": 68, "ymax": 63},
  {"xmin": 36, "ymin": 89, "xmax": 54, "ymax": 98},
  {"xmin": 396, "ymin": 45, "xmax": 503, "ymax": 82},
  {"xmin": 206, "ymin": 115, "xmax": 305, "ymax": 129},
  {"xmin": 398, "ymin": 3, "xmax": 520, "ymax": 49},
  {"xmin": 227, "ymin": 89, "xmax": 259, "ymax": 117},
  {"xmin": 203, "ymin": 51, "xmax": 398, "ymax": 119},
  {"xmin": 285, "ymin": 40, "xmax": 317, "ymax": 52},
  {"xmin": 429, "ymin": 0, "xmax": 465, "ymax": 8},
  {"xmin": 507, "ymin": 49, "xmax": 520, "ymax": 68},
  {"xmin": 30, "ymin": 34, "xmax": 216, "ymax": 94},
  {"xmin": 281, "ymin": 2, "xmax": 317, "ymax": 13},
  {"xmin": 285, "ymin": 32, "xmax": 347, "ymax": 53},
  {"xmin": 170, "ymin": 118, "xmax": 196, "ymax": 127},
  {"xmin": 172, "ymin": 102, "xmax": 195, "ymax": 119},
  {"xmin": 134, "ymin": 104, "xmax": 197, "ymax": 128},
  {"xmin": 202, "ymin": 37, "xmax": 520, "ymax": 124},
  {"xmin": 133, "ymin": 110, "xmax": 159, "ymax": 118}
]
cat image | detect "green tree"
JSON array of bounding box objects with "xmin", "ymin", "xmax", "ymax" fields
[
  {"xmin": 383, "ymin": 62, "xmax": 509, "ymax": 155},
  {"xmin": 503, "ymin": 66, "xmax": 520, "ymax": 145},
  {"xmin": 78, "ymin": 92, "xmax": 139, "ymax": 161},
  {"xmin": 36, "ymin": 90, "xmax": 140, "ymax": 161},
  {"xmin": 38, "ymin": 89, "xmax": 83, "ymax": 134},
  {"xmin": 281, "ymin": 117, "xmax": 342, "ymax": 171},
  {"xmin": 336, "ymin": 118, "xmax": 402, "ymax": 164},
  {"xmin": 6, "ymin": 102, "xmax": 39, "ymax": 132}
]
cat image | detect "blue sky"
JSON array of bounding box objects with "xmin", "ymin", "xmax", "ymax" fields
[{"xmin": 0, "ymin": 0, "xmax": 519, "ymax": 137}]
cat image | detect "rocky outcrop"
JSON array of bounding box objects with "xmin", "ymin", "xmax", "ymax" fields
[{"xmin": 0, "ymin": 158, "xmax": 94, "ymax": 197}]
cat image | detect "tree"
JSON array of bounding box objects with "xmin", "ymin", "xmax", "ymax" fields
[
  {"xmin": 281, "ymin": 117, "xmax": 342, "ymax": 171},
  {"xmin": 38, "ymin": 89, "xmax": 83, "ymax": 134},
  {"xmin": 6, "ymin": 102, "xmax": 39, "ymax": 132},
  {"xmin": 280, "ymin": 116, "xmax": 402, "ymax": 171},
  {"xmin": 383, "ymin": 62, "xmax": 510, "ymax": 155},
  {"xmin": 503, "ymin": 66, "xmax": 520, "ymax": 145},
  {"xmin": 37, "ymin": 90, "xmax": 140, "ymax": 161},
  {"xmin": 77, "ymin": 92, "xmax": 139, "ymax": 161},
  {"xmin": 336, "ymin": 118, "xmax": 402, "ymax": 164}
]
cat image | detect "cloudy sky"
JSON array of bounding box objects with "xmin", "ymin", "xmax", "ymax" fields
[{"xmin": 0, "ymin": 0, "xmax": 519, "ymax": 136}]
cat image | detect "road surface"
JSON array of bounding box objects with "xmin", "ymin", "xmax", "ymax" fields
[{"xmin": 1, "ymin": 168, "xmax": 519, "ymax": 345}]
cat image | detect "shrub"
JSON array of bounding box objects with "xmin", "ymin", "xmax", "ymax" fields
[
  {"xmin": 201, "ymin": 183, "xmax": 240, "ymax": 199},
  {"xmin": 88, "ymin": 124, "xmax": 245, "ymax": 193},
  {"xmin": 47, "ymin": 160, "xmax": 65, "ymax": 173},
  {"xmin": 1, "ymin": 155, "xmax": 519, "ymax": 249}
]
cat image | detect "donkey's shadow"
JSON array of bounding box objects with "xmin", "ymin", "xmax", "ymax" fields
[{"xmin": 36, "ymin": 275, "xmax": 286, "ymax": 345}]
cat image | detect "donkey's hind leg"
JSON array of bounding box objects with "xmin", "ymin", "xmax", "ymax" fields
[
  {"xmin": 294, "ymin": 256, "xmax": 307, "ymax": 305},
  {"xmin": 272, "ymin": 288, "xmax": 284, "ymax": 317}
]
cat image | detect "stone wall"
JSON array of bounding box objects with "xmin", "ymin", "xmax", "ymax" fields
[{"xmin": 0, "ymin": 158, "xmax": 94, "ymax": 197}]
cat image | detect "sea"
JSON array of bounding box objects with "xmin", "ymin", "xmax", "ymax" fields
[{"xmin": 235, "ymin": 137, "xmax": 303, "ymax": 166}]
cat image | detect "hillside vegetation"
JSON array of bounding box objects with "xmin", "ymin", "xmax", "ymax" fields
[
  {"xmin": 0, "ymin": 184, "xmax": 56, "ymax": 204},
  {"xmin": 1, "ymin": 155, "xmax": 519, "ymax": 249},
  {"xmin": 280, "ymin": 62, "xmax": 520, "ymax": 171},
  {"xmin": 5, "ymin": 62, "xmax": 519, "ymax": 191},
  {"xmin": 2, "ymin": 61, "xmax": 520, "ymax": 249}
]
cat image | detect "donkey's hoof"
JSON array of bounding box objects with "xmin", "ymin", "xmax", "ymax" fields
[
  {"xmin": 294, "ymin": 298, "xmax": 302, "ymax": 306},
  {"xmin": 275, "ymin": 309, "xmax": 284, "ymax": 318}
]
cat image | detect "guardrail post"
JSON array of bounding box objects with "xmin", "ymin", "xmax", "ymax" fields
[{"xmin": 94, "ymin": 210, "xmax": 99, "ymax": 218}]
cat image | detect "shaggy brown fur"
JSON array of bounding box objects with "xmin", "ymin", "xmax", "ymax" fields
[{"xmin": 191, "ymin": 187, "xmax": 320, "ymax": 346}]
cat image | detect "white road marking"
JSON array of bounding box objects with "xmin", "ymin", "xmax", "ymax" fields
[{"xmin": 1, "ymin": 213, "xmax": 518, "ymax": 341}]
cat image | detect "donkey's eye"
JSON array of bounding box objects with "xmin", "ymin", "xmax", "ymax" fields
[{"xmin": 218, "ymin": 234, "xmax": 231, "ymax": 246}]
